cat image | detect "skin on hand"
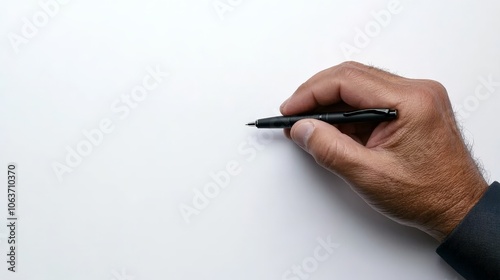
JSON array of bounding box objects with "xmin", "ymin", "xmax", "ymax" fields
[{"xmin": 281, "ymin": 61, "xmax": 488, "ymax": 242}]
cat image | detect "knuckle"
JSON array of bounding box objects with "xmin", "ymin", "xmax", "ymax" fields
[
  {"xmin": 409, "ymin": 79, "xmax": 449, "ymax": 110},
  {"xmin": 297, "ymin": 81, "xmax": 309, "ymax": 91},
  {"xmin": 420, "ymin": 79, "xmax": 449, "ymax": 100},
  {"xmin": 427, "ymin": 80, "xmax": 448, "ymax": 95},
  {"xmin": 340, "ymin": 61, "xmax": 361, "ymax": 68},
  {"xmin": 407, "ymin": 79, "xmax": 453, "ymax": 121},
  {"xmin": 335, "ymin": 62, "xmax": 363, "ymax": 80},
  {"xmin": 296, "ymin": 80, "xmax": 312, "ymax": 94}
]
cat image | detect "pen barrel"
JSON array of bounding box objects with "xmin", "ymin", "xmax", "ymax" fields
[
  {"xmin": 255, "ymin": 114, "xmax": 326, "ymax": 128},
  {"xmin": 254, "ymin": 116, "xmax": 302, "ymax": 128},
  {"xmin": 324, "ymin": 111, "xmax": 397, "ymax": 124},
  {"xmin": 254, "ymin": 110, "xmax": 397, "ymax": 128}
]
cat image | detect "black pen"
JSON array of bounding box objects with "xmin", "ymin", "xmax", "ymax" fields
[{"xmin": 246, "ymin": 109, "xmax": 397, "ymax": 129}]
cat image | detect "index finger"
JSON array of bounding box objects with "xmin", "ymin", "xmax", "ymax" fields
[{"xmin": 280, "ymin": 62, "xmax": 405, "ymax": 116}]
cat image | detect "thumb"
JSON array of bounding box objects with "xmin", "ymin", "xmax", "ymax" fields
[{"xmin": 290, "ymin": 119, "xmax": 374, "ymax": 176}]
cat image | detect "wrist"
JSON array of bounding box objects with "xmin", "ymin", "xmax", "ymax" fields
[{"xmin": 429, "ymin": 176, "xmax": 488, "ymax": 242}]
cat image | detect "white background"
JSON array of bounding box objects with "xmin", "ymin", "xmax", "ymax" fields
[{"xmin": 1, "ymin": 0, "xmax": 499, "ymax": 279}]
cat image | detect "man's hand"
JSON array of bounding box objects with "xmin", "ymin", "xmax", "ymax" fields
[{"xmin": 281, "ymin": 61, "xmax": 488, "ymax": 241}]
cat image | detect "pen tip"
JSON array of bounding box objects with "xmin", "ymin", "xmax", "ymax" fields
[{"xmin": 246, "ymin": 122, "xmax": 255, "ymax": 126}]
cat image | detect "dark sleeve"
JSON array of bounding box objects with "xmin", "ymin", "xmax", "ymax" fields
[{"xmin": 436, "ymin": 181, "xmax": 500, "ymax": 280}]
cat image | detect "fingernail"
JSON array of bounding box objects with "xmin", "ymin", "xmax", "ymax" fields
[
  {"xmin": 280, "ymin": 97, "xmax": 290, "ymax": 111},
  {"xmin": 292, "ymin": 121, "xmax": 315, "ymax": 151}
]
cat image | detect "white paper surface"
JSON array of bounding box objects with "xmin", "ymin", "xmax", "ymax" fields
[{"xmin": 1, "ymin": 0, "xmax": 499, "ymax": 279}]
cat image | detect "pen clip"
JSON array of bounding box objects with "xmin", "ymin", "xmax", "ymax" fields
[{"xmin": 343, "ymin": 109, "xmax": 393, "ymax": 117}]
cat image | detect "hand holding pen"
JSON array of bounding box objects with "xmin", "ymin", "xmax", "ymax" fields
[{"xmin": 272, "ymin": 61, "xmax": 487, "ymax": 242}]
